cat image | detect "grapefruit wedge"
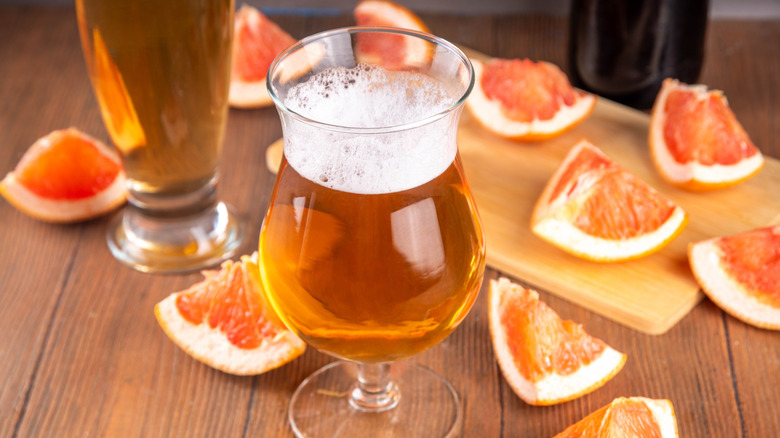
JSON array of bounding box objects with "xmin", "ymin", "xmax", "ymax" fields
[
  {"xmin": 488, "ymin": 278, "xmax": 626, "ymax": 406},
  {"xmin": 0, "ymin": 128, "xmax": 126, "ymax": 223},
  {"xmin": 353, "ymin": 0, "xmax": 433, "ymax": 69},
  {"xmin": 554, "ymin": 397, "xmax": 679, "ymax": 437},
  {"xmin": 689, "ymin": 226, "xmax": 780, "ymax": 330},
  {"xmin": 531, "ymin": 140, "xmax": 688, "ymax": 262},
  {"xmin": 354, "ymin": 0, "xmax": 429, "ymax": 31},
  {"xmin": 155, "ymin": 252, "xmax": 306, "ymax": 375},
  {"xmin": 467, "ymin": 58, "xmax": 596, "ymax": 141},
  {"xmin": 229, "ymin": 5, "xmax": 296, "ymax": 108},
  {"xmin": 649, "ymin": 78, "xmax": 764, "ymax": 191}
]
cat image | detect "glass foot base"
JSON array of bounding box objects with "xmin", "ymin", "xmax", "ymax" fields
[
  {"xmin": 106, "ymin": 201, "xmax": 244, "ymax": 273},
  {"xmin": 289, "ymin": 361, "xmax": 462, "ymax": 437}
]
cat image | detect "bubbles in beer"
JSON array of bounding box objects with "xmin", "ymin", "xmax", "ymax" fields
[
  {"xmin": 286, "ymin": 64, "xmax": 452, "ymax": 127},
  {"xmin": 282, "ymin": 64, "xmax": 460, "ymax": 195}
]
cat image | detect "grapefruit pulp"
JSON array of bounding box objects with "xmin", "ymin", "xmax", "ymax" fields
[
  {"xmin": 688, "ymin": 226, "xmax": 780, "ymax": 330},
  {"xmin": 531, "ymin": 140, "xmax": 688, "ymax": 262},
  {"xmin": 0, "ymin": 127, "xmax": 126, "ymax": 223},
  {"xmin": 488, "ymin": 278, "xmax": 626, "ymax": 406},
  {"xmin": 554, "ymin": 397, "xmax": 679, "ymax": 437},
  {"xmin": 353, "ymin": 0, "xmax": 433, "ymax": 70},
  {"xmin": 649, "ymin": 78, "xmax": 764, "ymax": 191},
  {"xmin": 155, "ymin": 252, "xmax": 306, "ymax": 375},
  {"xmin": 229, "ymin": 5, "xmax": 296, "ymax": 108},
  {"xmin": 466, "ymin": 58, "xmax": 596, "ymax": 141}
]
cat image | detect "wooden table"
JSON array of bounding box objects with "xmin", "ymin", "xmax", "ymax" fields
[{"xmin": 1, "ymin": 6, "xmax": 778, "ymax": 437}]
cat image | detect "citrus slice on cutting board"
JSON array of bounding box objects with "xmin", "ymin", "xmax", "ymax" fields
[
  {"xmin": 0, "ymin": 127, "xmax": 126, "ymax": 223},
  {"xmin": 553, "ymin": 397, "xmax": 679, "ymax": 437},
  {"xmin": 353, "ymin": 0, "xmax": 433, "ymax": 69},
  {"xmin": 155, "ymin": 252, "xmax": 306, "ymax": 375},
  {"xmin": 531, "ymin": 140, "xmax": 688, "ymax": 262},
  {"xmin": 466, "ymin": 58, "xmax": 596, "ymax": 141},
  {"xmin": 689, "ymin": 226, "xmax": 780, "ymax": 330},
  {"xmin": 649, "ymin": 78, "xmax": 764, "ymax": 191},
  {"xmin": 229, "ymin": 5, "xmax": 296, "ymax": 108},
  {"xmin": 488, "ymin": 278, "xmax": 626, "ymax": 406}
]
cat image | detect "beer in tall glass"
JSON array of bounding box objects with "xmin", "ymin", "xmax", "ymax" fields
[{"xmin": 76, "ymin": 0, "xmax": 243, "ymax": 272}]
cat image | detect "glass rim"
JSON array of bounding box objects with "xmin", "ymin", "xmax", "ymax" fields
[{"xmin": 266, "ymin": 26, "xmax": 475, "ymax": 134}]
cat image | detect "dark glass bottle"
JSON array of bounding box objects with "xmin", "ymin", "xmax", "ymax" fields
[{"xmin": 568, "ymin": 0, "xmax": 709, "ymax": 109}]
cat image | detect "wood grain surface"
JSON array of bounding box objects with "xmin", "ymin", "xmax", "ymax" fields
[{"xmin": 1, "ymin": 6, "xmax": 778, "ymax": 438}]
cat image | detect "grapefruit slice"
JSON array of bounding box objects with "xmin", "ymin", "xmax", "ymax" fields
[
  {"xmin": 531, "ymin": 140, "xmax": 688, "ymax": 262},
  {"xmin": 689, "ymin": 226, "xmax": 780, "ymax": 330},
  {"xmin": 0, "ymin": 128, "xmax": 126, "ymax": 223},
  {"xmin": 466, "ymin": 58, "xmax": 596, "ymax": 141},
  {"xmin": 229, "ymin": 5, "xmax": 296, "ymax": 108},
  {"xmin": 553, "ymin": 397, "xmax": 679, "ymax": 437},
  {"xmin": 649, "ymin": 78, "xmax": 764, "ymax": 191},
  {"xmin": 155, "ymin": 252, "xmax": 306, "ymax": 375},
  {"xmin": 353, "ymin": 0, "xmax": 433, "ymax": 69},
  {"xmin": 488, "ymin": 278, "xmax": 626, "ymax": 406}
]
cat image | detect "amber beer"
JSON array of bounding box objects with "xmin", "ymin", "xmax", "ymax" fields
[
  {"xmin": 259, "ymin": 154, "xmax": 485, "ymax": 362},
  {"xmin": 75, "ymin": 0, "xmax": 233, "ymax": 195}
]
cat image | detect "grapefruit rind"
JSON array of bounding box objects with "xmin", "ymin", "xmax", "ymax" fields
[
  {"xmin": 1, "ymin": 172, "xmax": 126, "ymax": 223},
  {"xmin": 531, "ymin": 140, "xmax": 688, "ymax": 262},
  {"xmin": 689, "ymin": 237, "xmax": 780, "ymax": 330},
  {"xmin": 488, "ymin": 278, "xmax": 626, "ymax": 406},
  {"xmin": 643, "ymin": 398, "xmax": 680, "ymax": 438},
  {"xmin": 229, "ymin": 80, "xmax": 272, "ymax": 109},
  {"xmin": 0, "ymin": 128, "xmax": 127, "ymax": 223},
  {"xmin": 154, "ymin": 253, "xmax": 306, "ymax": 376},
  {"xmin": 532, "ymin": 207, "xmax": 688, "ymax": 263},
  {"xmin": 649, "ymin": 78, "xmax": 765, "ymax": 191},
  {"xmin": 155, "ymin": 294, "xmax": 305, "ymax": 375},
  {"xmin": 466, "ymin": 58, "xmax": 596, "ymax": 141}
]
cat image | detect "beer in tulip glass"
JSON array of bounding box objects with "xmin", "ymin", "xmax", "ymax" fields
[{"xmin": 260, "ymin": 27, "xmax": 486, "ymax": 437}]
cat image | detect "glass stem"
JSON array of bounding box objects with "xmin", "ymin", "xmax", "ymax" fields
[{"xmin": 349, "ymin": 362, "xmax": 400, "ymax": 412}]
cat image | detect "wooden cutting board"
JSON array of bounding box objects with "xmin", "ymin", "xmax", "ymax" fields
[
  {"xmin": 458, "ymin": 103, "xmax": 778, "ymax": 334},
  {"xmin": 264, "ymin": 50, "xmax": 780, "ymax": 335},
  {"xmin": 456, "ymin": 57, "xmax": 780, "ymax": 334}
]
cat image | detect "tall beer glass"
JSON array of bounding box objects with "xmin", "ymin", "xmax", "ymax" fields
[
  {"xmin": 261, "ymin": 27, "xmax": 486, "ymax": 436},
  {"xmin": 76, "ymin": 0, "xmax": 243, "ymax": 273}
]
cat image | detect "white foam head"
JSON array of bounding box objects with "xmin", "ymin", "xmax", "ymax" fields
[{"xmin": 281, "ymin": 64, "xmax": 460, "ymax": 194}]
